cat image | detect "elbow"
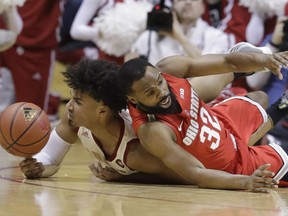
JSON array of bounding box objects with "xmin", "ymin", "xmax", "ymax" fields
[
  {"xmin": 70, "ymin": 23, "xmax": 85, "ymax": 41},
  {"xmin": 70, "ymin": 27, "xmax": 79, "ymax": 40}
]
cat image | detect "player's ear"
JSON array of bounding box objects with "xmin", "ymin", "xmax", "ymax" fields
[
  {"xmin": 99, "ymin": 105, "xmax": 109, "ymax": 114},
  {"xmin": 127, "ymin": 95, "xmax": 137, "ymax": 104}
]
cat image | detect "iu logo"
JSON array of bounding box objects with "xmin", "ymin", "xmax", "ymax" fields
[
  {"xmin": 23, "ymin": 108, "xmax": 38, "ymax": 122},
  {"xmin": 81, "ymin": 131, "xmax": 89, "ymax": 138}
]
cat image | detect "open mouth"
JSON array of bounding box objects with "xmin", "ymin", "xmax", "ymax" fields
[{"xmin": 159, "ymin": 95, "xmax": 171, "ymax": 108}]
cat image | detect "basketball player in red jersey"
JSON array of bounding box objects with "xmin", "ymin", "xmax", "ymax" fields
[
  {"xmin": 19, "ymin": 58, "xmax": 278, "ymax": 193},
  {"xmin": 0, "ymin": 0, "xmax": 63, "ymax": 112},
  {"xmin": 117, "ymin": 43, "xmax": 288, "ymax": 187}
]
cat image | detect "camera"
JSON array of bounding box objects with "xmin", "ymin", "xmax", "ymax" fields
[{"xmin": 146, "ymin": 1, "xmax": 173, "ymax": 32}]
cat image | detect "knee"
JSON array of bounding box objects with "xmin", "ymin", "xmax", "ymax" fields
[{"xmin": 247, "ymin": 91, "xmax": 269, "ymax": 109}]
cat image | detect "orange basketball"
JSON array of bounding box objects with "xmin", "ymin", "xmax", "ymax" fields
[{"xmin": 0, "ymin": 102, "xmax": 51, "ymax": 157}]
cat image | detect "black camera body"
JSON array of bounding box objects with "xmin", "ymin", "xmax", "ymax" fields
[{"xmin": 146, "ymin": 3, "xmax": 173, "ymax": 32}]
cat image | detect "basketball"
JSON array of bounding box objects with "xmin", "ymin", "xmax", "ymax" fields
[{"xmin": 0, "ymin": 102, "xmax": 51, "ymax": 157}]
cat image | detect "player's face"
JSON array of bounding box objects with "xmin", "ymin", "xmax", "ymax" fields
[
  {"xmin": 128, "ymin": 67, "xmax": 180, "ymax": 114},
  {"xmin": 66, "ymin": 89, "xmax": 105, "ymax": 128},
  {"xmin": 173, "ymin": 0, "xmax": 204, "ymax": 24}
]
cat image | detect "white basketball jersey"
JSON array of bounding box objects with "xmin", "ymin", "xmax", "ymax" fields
[{"xmin": 77, "ymin": 110, "xmax": 138, "ymax": 175}]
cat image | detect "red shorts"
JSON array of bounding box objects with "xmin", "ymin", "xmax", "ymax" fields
[{"xmin": 212, "ymin": 96, "xmax": 288, "ymax": 182}]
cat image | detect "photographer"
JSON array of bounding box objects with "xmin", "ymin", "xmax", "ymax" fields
[{"xmin": 125, "ymin": 0, "xmax": 234, "ymax": 64}]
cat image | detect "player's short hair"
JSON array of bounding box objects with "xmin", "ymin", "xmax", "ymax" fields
[
  {"xmin": 62, "ymin": 58, "xmax": 127, "ymax": 113},
  {"xmin": 118, "ymin": 58, "xmax": 154, "ymax": 95}
]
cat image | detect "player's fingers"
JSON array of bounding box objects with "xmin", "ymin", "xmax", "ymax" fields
[
  {"xmin": 256, "ymin": 180, "xmax": 278, "ymax": 187},
  {"xmin": 266, "ymin": 178, "xmax": 279, "ymax": 185},
  {"xmin": 88, "ymin": 163, "xmax": 108, "ymax": 179},
  {"xmin": 254, "ymin": 164, "xmax": 275, "ymax": 178},
  {"xmin": 103, "ymin": 166, "xmax": 117, "ymax": 173},
  {"xmin": 96, "ymin": 165, "xmax": 114, "ymax": 179},
  {"xmin": 97, "ymin": 163, "xmax": 105, "ymax": 172},
  {"xmin": 25, "ymin": 165, "xmax": 44, "ymax": 179},
  {"xmin": 21, "ymin": 162, "xmax": 42, "ymax": 174},
  {"xmin": 278, "ymin": 51, "xmax": 288, "ymax": 62},
  {"xmin": 248, "ymin": 178, "xmax": 275, "ymax": 192},
  {"xmin": 254, "ymin": 170, "xmax": 275, "ymax": 178},
  {"xmin": 250, "ymin": 187, "xmax": 270, "ymax": 193},
  {"xmin": 258, "ymin": 163, "xmax": 271, "ymax": 171},
  {"xmin": 19, "ymin": 158, "xmax": 37, "ymax": 167},
  {"xmin": 88, "ymin": 163, "xmax": 99, "ymax": 176},
  {"xmin": 260, "ymin": 170, "xmax": 275, "ymax": 178},
  {"xmin": 274, "ymin": 53, "xmax": 288, "ymax": 66},
  {"xmin": 88, "ymin": 163, "xmax": 95, "ymax": 170},
  {"xmin": 251, "ymin": 178, "xmax": 279, "ymax": 191},
  {"xmin": 253, "ymin": 176, "xmax": 279, "ymax": 185},
  {"xmin": 269, "ymin": 63, "xmax": 283, "ymax": 80}
]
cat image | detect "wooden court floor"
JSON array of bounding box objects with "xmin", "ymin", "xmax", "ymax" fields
[
  {"xmin": 1, "ymin": 143, "xmax": 288, "ymax": 216},
  {"xmin": 1, "ymin": 62, "xmax": 288, "ymax": 216}
]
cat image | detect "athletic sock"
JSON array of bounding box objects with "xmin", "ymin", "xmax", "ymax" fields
[{"xmin": 266, "ymin": 91, "xmax": 288, "ymax": 126}]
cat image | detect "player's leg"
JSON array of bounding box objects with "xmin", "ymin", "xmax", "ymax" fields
[
  {"xmin": 190, "ymin": 73, "xmax": 235, "ymax": 103},
  {"xmin": 249, "ymin": 90, "xmax": 288, "ymax": 145},
  {"xmin": 246, "ymin": 91, "xmax": 269, "ymax": 109},
  {"xmin": 248, "ymin": 118, "xmax": 273, "ymax": 146},
  {"xmin": 243, "ymin": 91, "xmax": 270, "ymax": 145},
  {"xmin": 211, "ymin": 93, "xmax": 272, "ymax": 146}
]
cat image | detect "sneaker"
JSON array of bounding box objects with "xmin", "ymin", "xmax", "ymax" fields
[{"xmin": 229, "ymin": 42, "xmax": 272, "ymax": 54}]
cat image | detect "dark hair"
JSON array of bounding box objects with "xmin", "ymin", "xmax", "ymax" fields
[
  {"xmin": 62, "ymin": 58, "xmax": 127, "ymax": 113},
  {"xmin": 117, "ymin": 58, "xmax": 154, "ymax": 95}
]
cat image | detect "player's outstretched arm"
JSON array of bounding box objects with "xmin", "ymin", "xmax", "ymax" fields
[
  {"xmin": 193, "ymin": 163, "xmax": 278, "ymax": 193},
  {"xmin": 137, "ymin": 122, "xmax": 278, "ymax": 192},
  {"xmin": 19, "ymin": 117, "xmax": 78, "ymax": 179},
  {"xmin": 89, "ymin": 141, "xmax": 190, "ymax": 184},
  {"xmin": 89, "ymin": 162, "xmax": 184, "ymax": 184},
  {"xmin": 156, "ymin": 51, "xmax": 288, "ymax": 80}
]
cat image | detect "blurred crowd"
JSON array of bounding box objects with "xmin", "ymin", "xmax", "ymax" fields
[{"xmin": 0, "ymin": 0, "xmax": 288, "ymax": 144}]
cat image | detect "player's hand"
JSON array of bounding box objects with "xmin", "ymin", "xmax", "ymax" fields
[
  {"xmin": 158, "ymin": 12, "xmax": 181, "ymax": 40},
  {"xmin": 266, "ymin": 51, "xmax": 288, "ymax": 80},
  {"xmin": 89, "ymin": 162, "xmax": 122, "ymax": 181},
  {"xmin": 19, "ymin": 158, "xmax": 44, "ymax": 179},
  {"xmin": 247, "ymin": 163, "xmax": 279, "ymax": 193}
]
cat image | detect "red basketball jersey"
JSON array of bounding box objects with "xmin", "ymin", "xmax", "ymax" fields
[{"xmin": 129, "ymin": 73, "xmax": 288, "ymax": 179}]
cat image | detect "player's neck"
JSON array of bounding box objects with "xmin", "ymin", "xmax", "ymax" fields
[
  {"xmin": 91, "ymin": 113, "xmax": 121, "ymax": 140},
  {"xmin": 91, "ymin": 115, "xmax": 122, "ymax": 156}
]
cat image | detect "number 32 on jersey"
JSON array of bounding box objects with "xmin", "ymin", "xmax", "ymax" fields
[{"xmin": 199, "ymin": 107, "xmax": 221, "ymax": 150}]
